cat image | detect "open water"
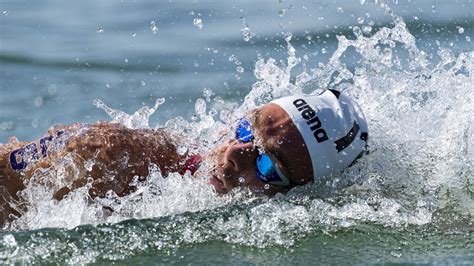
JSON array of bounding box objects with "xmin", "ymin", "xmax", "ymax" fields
[{"xmin": 0, "ymin": 0, "xmax": 473, "ymax": 264}]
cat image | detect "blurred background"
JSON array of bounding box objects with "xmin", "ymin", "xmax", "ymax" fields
[{"xmin": 0, "ymin": 0, "xmax": 472, "ymax": 141}]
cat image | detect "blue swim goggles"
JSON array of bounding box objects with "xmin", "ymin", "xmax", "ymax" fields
[{"xmin": 235, "ymin": 117, "xmax": 291, "ymax": 187}]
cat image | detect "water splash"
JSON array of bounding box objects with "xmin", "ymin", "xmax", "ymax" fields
[
  {"xmin": 5, "ymin": 15, "xmax": 473, "ymax": 256},
  {"xmin": 150, "ymin": 20, "xmax": 158, "ymax": 34},
  {"xmin": 93, "ymin": 98, "xmax": 165, "ymax": 129},
  {"xmin": 240, "ymin": 17, "xmax": 252, "ymax": 42},
  {"xmin": 241, "ymin": 32, "xmax": 300, "ymax": 110},
  {"xmin": 193, "ymin": 18, "xmax": 203, "ymax": 29},
  {"xmin": 235, "ymin": 15, "xmax": 473, "ymax": 230},
  {"xmin": 278, "ymin": 5, "xmax": 293, "ymax": 17}
]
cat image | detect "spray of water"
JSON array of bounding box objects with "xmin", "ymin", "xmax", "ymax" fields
[{"xmin": 6, "ymin": 16, "xmax": 473, "ymax": 246}]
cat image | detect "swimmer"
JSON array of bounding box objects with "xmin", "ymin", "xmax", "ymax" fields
[{"xmin": 0, "ymin": 90, "xmax": 368, "ymax": 226}]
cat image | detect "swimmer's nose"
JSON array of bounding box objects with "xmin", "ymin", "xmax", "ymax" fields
[{"xmin": 224, "ymin": 140, "xmax": 255, "ymax": 173}]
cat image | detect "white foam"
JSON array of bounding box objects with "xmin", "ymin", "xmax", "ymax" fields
[{"xmin": 8, "ymin": 17, "xmax": 473, "ymax": 238}]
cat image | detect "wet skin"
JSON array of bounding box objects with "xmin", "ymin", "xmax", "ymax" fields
[
  {"xmin": 0, "ymin": 123, "xmax": 183, "ymax": 227},
  {"xmin": 0, "ymin": 103, "xmax": 313, "ymax": 227},
  {"xmin": 209, "ymin": 103, "xmax": 313, "ymax": 195}
]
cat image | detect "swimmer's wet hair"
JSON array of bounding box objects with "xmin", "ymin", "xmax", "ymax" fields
[
  {"xmin": 243, "ymin": 107, "xmax": 274, "ymax": 156},
  {"xmin": 246, "ymin": 108, "xmax": 262, "ymax": 129}
]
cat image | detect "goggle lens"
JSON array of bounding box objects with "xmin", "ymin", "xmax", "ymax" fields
[
  {"xmin": 235, "ymin": 118, "xmax": 254, "ymax": 143},
  {"xmin": 234, "ymin": 117, "xmax": 290, "ymax": 187},
  {"xmin": 255, "ymin": 153, "xmax": 279, "ymax": 182}
]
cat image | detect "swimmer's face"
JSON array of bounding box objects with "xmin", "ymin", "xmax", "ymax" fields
[{"xmin": 209, "ymin": 103, "xmax": 313, "ymax": 195}]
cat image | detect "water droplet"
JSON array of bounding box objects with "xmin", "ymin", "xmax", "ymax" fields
[
  {"xmin": 177, "ymin": 146, "xmax": 187, "ymax": 156},
  {"xmin": 48, "ymin": 85, "xmax": 57, "ymax": 95},
  {"xmin": 362, "ymin": 25, "xmax": 372, "ymax": 34},
  {"xmin": 0, "ymin": 121, "xmax": 13, "ymax": 131},
  {"xmin": 284, "ymin": 32, "xmax": 293, "ymax": 42},
  {"xmin": 34, "ymin": 96, "xmax": 43, "ymax": 107},
  {"xmin": 84, "ymin": 159, "xmax": 95, "ymax": 171},
  {"xmin": 458, "ymin": 27, "xmax": 464, "ymax": 34},
  {"xmin": 3, "ymin": 234, "xmax": 16, "ymax": 247},
  {"xmin": 236, "ymin": 66, "xmax": 244, "ymax": 73},
  {"xmin": 321, "ymin": 48, "xmax": 327, "ymax": 54},
  {"xmin": 359, "ymin": 0, "xmax": 365, "ymax": 4},
  {"xmin": 357, "ymin": 17, "xmax": 364, "ymax": 24},
  {"xmin": 239, "ymin": 176, "xmax": 246, "ymax": 183},
  {"xmin": 3, "ymin": 10, "xmax": 10, "ymax": 16},
  {"xmin": 193, "ymin": 18, "xmax": 203, "ymax": 29},
  {"xmin": 203, "ymin": 88, "xmax": 213, "ymax": 98},
  {"xmin": 264, "ymin": 184, "xmax": 270, "ymax": 190},
  {"xmin": 466, "ymin": 36, "xmax": 471, "ymax": 42},
  {"xmin": 240, "ymin": 17, "xmax": 252, "ymax": 42},
  {"xmin": 150, "ymin": 20, "xmax": 158, "ymax": 34},
  {"xmin": 209, "ymin": 108, "xmax": 217, "ymax": 116},
  {"xmin": 194, "ymin": 98, "xmax": 207, "ymax": 118},
  {"xmin": 353, "ymin": 26, "xmax": 363, "ymax": 38},
  {"xmin": 337, "ymin": 7, "xmax": 344, "ymax": 13},
  {"xmin": 278, "ymin": 5, "xmax": 292, "ymax": 17},
  {"xmin": 124, "ymin": 58, "xmax": 128, "ymax": 63},
  {"xmin": 96, "ymin": 26, "xmax": 104, "ymax": 33},
  {"xmin": 105, "ymin": 83, "xmax": 111, "ymax": 88},
  {"xmin": 277, "ymin": 140, "xmax": 283, "ymax": 145},
  {"xmin": 31, "ymin": 118, "xmax": 39, "ymax": 128},
  {"xmin": 278, "ymin": 9, "xmax": 285, "ymax": 17},
  {"xmin": 390, "ymin": 251, "xmax": 402, "ymax": 258},
  {"xmin": 140, "ymin": 80, "xmax": 146, "ymax": 86},
  {"xmin": 131, "ymin": 32, "xmax": 136, "ymax": 37}
]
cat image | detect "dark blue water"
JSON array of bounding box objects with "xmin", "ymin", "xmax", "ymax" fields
[{"xmin": 1, "ymin": 0, "xmax": 473, "ymax": 264}]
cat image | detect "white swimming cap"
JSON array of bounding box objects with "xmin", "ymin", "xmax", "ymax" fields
[{"xmin": 271, "ymin": 90, "xmax": 368, "ymax": 181}]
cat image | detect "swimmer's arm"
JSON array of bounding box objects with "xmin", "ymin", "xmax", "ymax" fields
[
  {"xmin": 0, "ymin": 137, "xmax": 42, "ymax": 227},
  {"xmin": 64, "ymin": 123, "xmax": 191, "ymax": 198},
  {"xmin": 0, "ymin": 123, "xmax": 82, "ymax": 184},
  {"xmin": 1, "ymin": 122, "xmax": 185, "ymax": 200}
]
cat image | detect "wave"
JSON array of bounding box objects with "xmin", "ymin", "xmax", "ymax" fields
[{"xmin": 0, "ymin": 53, "xmax": 180, "ymax": 73}]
